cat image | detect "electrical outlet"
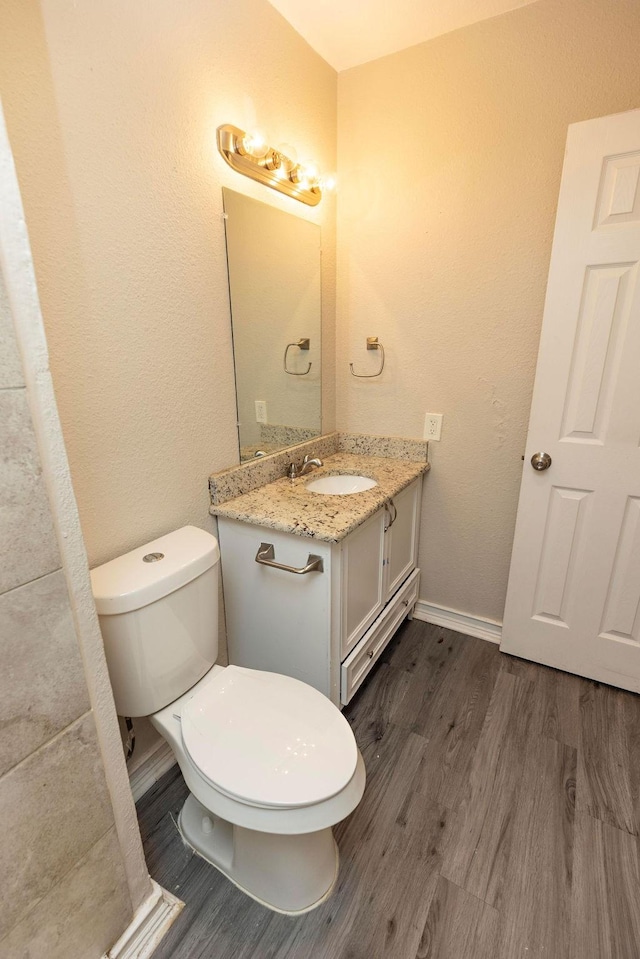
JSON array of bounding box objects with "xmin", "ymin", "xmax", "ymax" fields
[
  {"xmin": 424, "ymin": 413, "xmax": 443, "ymax": 441},
  {"xmin": 255, "ymin": 400, "xmax": 267, "ymax": 424}
]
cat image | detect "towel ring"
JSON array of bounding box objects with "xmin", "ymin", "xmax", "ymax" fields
[
  {"xmin": 284, "ymin": 337, "xmax": 312, "ymax": 375},
  {"xmin": 349, "ymin": 337, "xmax": 385, "ymax": 378}
]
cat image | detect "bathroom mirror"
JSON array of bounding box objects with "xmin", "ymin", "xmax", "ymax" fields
[{"xmin": 222, "ymin": 189, "xmax": 322, "ymax": 462}]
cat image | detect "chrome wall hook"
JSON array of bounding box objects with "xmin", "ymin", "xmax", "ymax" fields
[
  {"xmin": 284, "ymin": 337, "xmax": 312, "ymax": 375},
  {"xmin": 349, "ymin": 337, "xmax": 385, "ymax": 378}
]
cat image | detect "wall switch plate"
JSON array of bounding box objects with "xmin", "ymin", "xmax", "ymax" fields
[
  {"xmin": 255, "ymin": 400, "xmax": 267, "ymax": 424},
  {"xmin": 424, "ymin": 412, "xmax": 443, "ymax": 441}
]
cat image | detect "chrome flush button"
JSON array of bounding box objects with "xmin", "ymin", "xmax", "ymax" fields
[{"xmin": 143, "ymin": 552, "xmax": 164, "ymax": 563}]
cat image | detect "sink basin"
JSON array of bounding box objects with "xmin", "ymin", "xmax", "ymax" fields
[{"xmin": 305, "ymin": 474, "xmax": 378, "ymax": 495}]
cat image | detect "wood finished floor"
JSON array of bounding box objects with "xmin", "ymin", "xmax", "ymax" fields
[{"xmin": 137, "ymin": 621, "xmax": 640, "ymax": 959}]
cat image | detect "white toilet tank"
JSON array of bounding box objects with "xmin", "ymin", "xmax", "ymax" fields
[{"xmin": 91, "ymin": 526, "xmax": 220, "ymax": 717}]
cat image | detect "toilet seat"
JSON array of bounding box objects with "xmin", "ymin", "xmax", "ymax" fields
[{"xmin": 181, "ymin": 666, "xmax": 358, "ymax": 809}]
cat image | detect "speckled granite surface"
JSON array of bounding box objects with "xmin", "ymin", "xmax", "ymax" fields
[
  {"xmin": 210, "ymin": 431, "xmax": 428, "ymax": 507},
  {"xmin": 210, "ymin": 451, "xmax": 429, "ymax": 543},
  {"xmin": 239, "ymin": 443, "xmax": 282, "ymax": 461},
  {"xmin": 260, "ymin": 424, "xmax": 320, "ymax": 446},
  {"xmin": 337, "ymin": 432, "xmax": 427, "ymax": 461},
  {"xmin": 210, "ymin": 433, "xmax": 340, "ymax": 506}
]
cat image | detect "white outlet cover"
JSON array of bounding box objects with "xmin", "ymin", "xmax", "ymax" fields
[{"xmin": 424, "ymin": 412, "xmax": 443, "ymax": 441}]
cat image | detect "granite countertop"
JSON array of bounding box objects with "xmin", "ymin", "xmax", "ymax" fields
[{"xmin": 211, "ymin": 452, "xmax": 430, "ymax": 543}]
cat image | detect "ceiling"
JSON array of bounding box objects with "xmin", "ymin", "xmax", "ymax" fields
[{"xmin": 267, "ymin": 0, "xmax": 540, "ymax": 72}]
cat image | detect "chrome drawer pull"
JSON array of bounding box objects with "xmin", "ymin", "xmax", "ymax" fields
[{"xmin": 255, "ymin": 543, "xmax": 324, "ymax": 575}]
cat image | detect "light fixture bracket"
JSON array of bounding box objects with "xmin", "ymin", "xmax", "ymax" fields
[{"xmin": 217, "ymin": 124, "xmax": 322, "ymax": 207}]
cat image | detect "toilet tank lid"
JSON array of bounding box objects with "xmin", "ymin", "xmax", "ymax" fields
[{"xmin": 91, "ymin": 526, "xmax": 220, "ymax": 616}]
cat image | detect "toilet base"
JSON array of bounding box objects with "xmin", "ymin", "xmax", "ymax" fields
[{"xmin": 178, "ymin": 793, "xmax": 339, "ymax": 915}]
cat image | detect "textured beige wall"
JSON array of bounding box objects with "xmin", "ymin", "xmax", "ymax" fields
[
  {"xmin": 0, "ymin": 116, "xmax": 137, "ymax": 956},
  {"xmin": 337, "ymin": 0, "xmax": 640, "ymax": 623},
  {"xmin": 0, "ymin": 0, "xmax": 336, "ymax": 570},
  {"xmin": 0, "ymin": 0, "xmax": 335, "ymax": 805}
]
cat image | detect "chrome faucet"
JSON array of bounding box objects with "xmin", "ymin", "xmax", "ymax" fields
[{"xmin": 287, "ymin": 454, "xmax": 324, "ymax": 480}]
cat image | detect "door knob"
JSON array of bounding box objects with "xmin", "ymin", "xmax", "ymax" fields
[{"xmin": 531, "ymin": 452, "xmax": 552, "ymax": 471}]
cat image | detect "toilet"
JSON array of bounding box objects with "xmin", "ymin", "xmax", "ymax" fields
[{"xmin": 90, "ymin": 526, "xmax": 365, "ymax": 915}]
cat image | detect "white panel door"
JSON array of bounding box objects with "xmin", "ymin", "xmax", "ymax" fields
[{"xmin": 501, "ymin": 109, "xmax": 640, "ymax": 693}]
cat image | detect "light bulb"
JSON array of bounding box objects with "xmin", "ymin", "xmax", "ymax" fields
[
  {"xmin": 241, "ymin": 131, "xmax": 269, "ymax": 159},
  {"xmin": 289, "ymin": 165, "xmax": 312, "ymax": 190},
  {"xmin": 320, "ymin": 173, "xmax": 337, "ymax": 192},
  {"xmin": 299, "ymin": 160, "xmax": 319, "ymax": 181},
  {"xmin": 276, "ymin": 142, "xmax": 298, "ymax": 173}
]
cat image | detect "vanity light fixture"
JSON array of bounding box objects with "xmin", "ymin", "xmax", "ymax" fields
[{"xmin": 217, "ymin": 124, "xmax": 325, "ymax": 207}]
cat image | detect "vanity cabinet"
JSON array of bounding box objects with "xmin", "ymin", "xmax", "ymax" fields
[{"xmin": 218, "ymin": 476, "xmax": 422, "ymax": 707}]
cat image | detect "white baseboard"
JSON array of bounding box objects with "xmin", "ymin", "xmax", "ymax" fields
[
  {"xmin": 106, "ymin": 880, "xmax": 183, "ymax": 959},
  {"xmin": 129, "ymin": 742, "xmax": 177, "ymax": 803},
  {"xmin": 413, "ymin": 600, "xmax": 502, "ymax": 645}
]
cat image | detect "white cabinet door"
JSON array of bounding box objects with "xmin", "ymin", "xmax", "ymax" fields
[
  {"xmin": 340, "ymin": 508, "xmax": 386, "ymax": 658},
  {"xmin": 384, "ymin": 479, "xmax": 421, "ymax": 602},
  {"xmin": 220, "ymin": 478, "xmax": 422, "ymax": 707},
  {"xmin": 218, "ymin": 519, "xmax": 334, "ymax": 697},
  {"xmin": 502, "ymin": 109, "xmax": 640, "ymax": 693}
]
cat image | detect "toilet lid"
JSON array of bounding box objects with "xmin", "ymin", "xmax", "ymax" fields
[{"xmin": 181, "ymin": 666, "xmax": 358, "ymax": 808}]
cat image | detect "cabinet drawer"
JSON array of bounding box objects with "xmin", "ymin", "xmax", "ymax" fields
[{"xmin": 341, "ymin": 568, "xmax": 420, "ymax": 705}]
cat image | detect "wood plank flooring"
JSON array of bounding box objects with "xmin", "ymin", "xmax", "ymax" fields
[{"xmin": 137, "ymin": 621, "xmax": 640, "ymax": 958}]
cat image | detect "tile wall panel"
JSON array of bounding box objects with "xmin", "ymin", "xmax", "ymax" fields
[
  {"xmin": 0, "ymin": 272, "xmax": 23, "ymax": 389},
  {"xmin": 0, "ymin": 827, "xmax": 131, "ymax": 959},
  {"xmin": 0, "ymin": 389, "xmax": 60, "ymax": 593},
  {"xmin": 0, "ymin": 570, "xmax": 91, "ymax": 776},
  {"xmin": 0, "ymin": 711, "xmax": 115, "ymax": 938}
]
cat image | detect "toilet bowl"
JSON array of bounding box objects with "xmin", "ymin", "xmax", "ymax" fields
[
  {"xmin": 152, "ymin": 663, "xmax": 365, "ymax": 912},
  {"xmin": 91, "ymin": 526, "xmax": 365, "ymax": 914}
]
